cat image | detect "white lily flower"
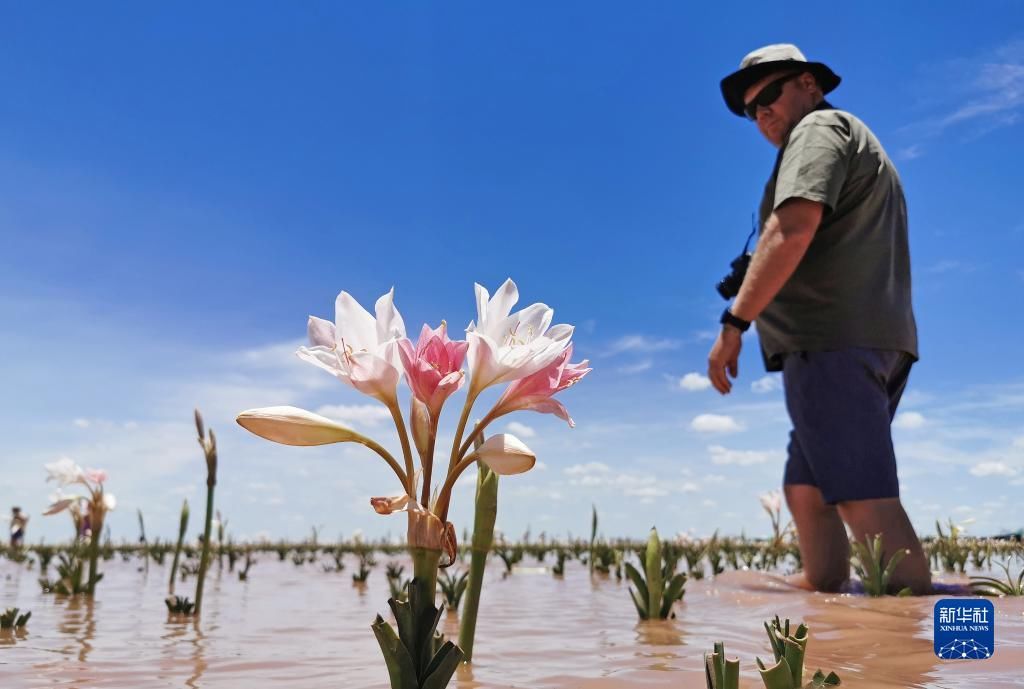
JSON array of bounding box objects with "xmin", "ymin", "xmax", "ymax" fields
[
  {"xmin": 296, "ymin": 288, "xmax": 407, "ymax": 405},
  {"xmin": 475, "ymin": 433, "xmax": 537, "ymax": 475},
  {"xmin": 465, "ymin": 279, "xmax": 574, "ymax": 394},
  {"xmin": 236, "ymin": 406, "xmax": 366, "ymax": 446},
  {"xmin": 103, "ymin": 492, "xmax": 117, "ymax": 511},
  {"xmin": 45, "ymin": 456, "xmax": 85, "ymax": 486}
]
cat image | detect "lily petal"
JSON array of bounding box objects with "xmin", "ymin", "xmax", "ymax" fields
[
  {"xmin": 370, "ymin": 493, "xmax": 410, "ymax": 515},
  {"xmin": 475, "ymin": 433, "xmax": 536, "ymax": 475},
  {"xmin": 307, "ymin": 316, "xmax": 336, "ymax": 348},
  {"xmin": 43, "ymin": 498, "xmax": 76, "ymax": 516},
  {"xmin": 236, "ymin": 406, "xmax": 366, "ymax": 446}
]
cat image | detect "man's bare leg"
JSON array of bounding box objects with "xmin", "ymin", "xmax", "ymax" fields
[
  {"xmin": 784, "ymin": 484, "xmax": 850, "ymax": 591},
  {"xmin": 837, "ymin": 497, "xmax": 932, "ymax": 595}
]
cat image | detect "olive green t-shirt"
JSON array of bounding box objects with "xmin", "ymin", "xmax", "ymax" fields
[{"xmin": 756, "ymin": 106, "xmax": 918, "ymax": 372}]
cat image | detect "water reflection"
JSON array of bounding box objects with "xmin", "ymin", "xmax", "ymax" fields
[
  {"xmin": 58, "ymin": 595, "xmax": 96, "ymax": 663},
  {"xmin": 800, "ymin": 594, "xmax": 938, "ymax": 689},
  {"xmin": 163, "ymin": 616, "xmax": 208, "ymax": 688}
]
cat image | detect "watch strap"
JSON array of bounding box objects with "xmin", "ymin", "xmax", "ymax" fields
[{"xmin": 720, "ymin": 308, "xmax": 751, "ymax": 332}]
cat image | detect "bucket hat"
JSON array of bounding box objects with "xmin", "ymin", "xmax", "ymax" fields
[{"xmin": 720, "ymin": 44, "xmax": 840, "ymax": 117}]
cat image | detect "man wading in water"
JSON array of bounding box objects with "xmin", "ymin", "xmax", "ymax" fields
[{"xmin": 707, "ymin": 44, "xmax": 932, "ymax": 595}]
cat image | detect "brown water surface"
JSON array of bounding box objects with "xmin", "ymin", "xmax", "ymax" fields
[{"xmin": 2, "ymin": 557, "xmax": 1022, "ymax": 688}]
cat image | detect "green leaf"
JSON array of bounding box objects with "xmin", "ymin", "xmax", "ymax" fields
[
  {"xmin": 371, "ymin": 615, "xmax": 418, "ymax": 689},
  {"xmin": 783, "ymin": 635, "xmax": 805, "ymax": 687},
  {"xmin": 757, "ymin": 656, "xmax": 795, "ymax": 689},
  {"xmin": 421, "ymin": 640, "xmax": 466, "ymax": 689},
  {"xmin": 624, "ymin": 562, "xmax": 649, "ymax": 604},
  {"xmin": 723, "ymin": 657, "xmax": 739, "ymax": 689},
  {"xmin": 628, "ymin": 586, "xmax": 649, "ymax": 620},
  {"xmin": 660, "ymin": 573, "xmax": 687, "ymax": 618},
  {"xmin": 645, "ymin": 528, "xmax": 663, "ymax": 617}
]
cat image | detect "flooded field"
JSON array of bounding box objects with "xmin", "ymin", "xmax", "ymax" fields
[{"xmin": 2, "ymin": 556, "xmax": 1022, "ymax": 688}]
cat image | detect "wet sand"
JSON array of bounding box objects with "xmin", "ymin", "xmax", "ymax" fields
[{"xmin": 2, "ymin": 556, "xmax": 1022, "ymax": 688}]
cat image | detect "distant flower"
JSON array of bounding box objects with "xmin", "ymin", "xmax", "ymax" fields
[
  {"xmin": 85, "ymin": 468, "xmax": 108, "ymax": 484},
  {"xmin": 760, "ymin": 490, "xmax": 782, "ymax": 514},
  {"xmin": 45, "ymin": 457, "xmax": 84, "ymax": 486}
]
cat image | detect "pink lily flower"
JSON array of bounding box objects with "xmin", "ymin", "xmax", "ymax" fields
[
  {"xmin": 491, "ymin": 344, "xmax": 591, "ymax": 427},
  {"xmin": 397, "ymin": 322, "xmax": 469, "ymax": 420}
]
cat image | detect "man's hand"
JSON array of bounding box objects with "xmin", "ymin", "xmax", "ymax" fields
[{"xmin": 708, "ymin": 326, "xmax": 743, "ymax": 394}]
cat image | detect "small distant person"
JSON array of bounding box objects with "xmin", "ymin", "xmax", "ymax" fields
[
  {"xmin": 10, "ymin": 506, "xmax": 28, "ymax": 547},
  {"xmin": 708, "ymin": 45, "xmax": 931, "ymax": 594}
]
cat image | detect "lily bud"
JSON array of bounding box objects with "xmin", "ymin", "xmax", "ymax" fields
[
  {"xmin": 236, "ymin": 406, "xmax": 366, "ymax": 446},
  {"xmin": 410, "ymin": 397, "xmax": 431, "ymax": 459},
  {"xmin": 194, "ymin": 408, "xmax": 206, "ymax": 441},
  {"xmin": 475, "ymin": 434, "xmax": 536, "ymax": 475}
]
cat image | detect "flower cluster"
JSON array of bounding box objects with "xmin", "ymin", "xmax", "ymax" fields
[
  {"xmin": 238, "ymin": 278, "xmax": 590, "ymax": 564},
  {"xmin": 43, "ymin": 457, "xmax": 116, "ymax": 540}
]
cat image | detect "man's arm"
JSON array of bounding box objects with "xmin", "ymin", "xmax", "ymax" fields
[{"xmin": 729, "ymin": 197, "xmax": 824, "ymax": 322}]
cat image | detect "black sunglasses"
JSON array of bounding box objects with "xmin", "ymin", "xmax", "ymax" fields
[{"xmin": 744, "ymin": 73, "xmax": 801, "ymax": 120}]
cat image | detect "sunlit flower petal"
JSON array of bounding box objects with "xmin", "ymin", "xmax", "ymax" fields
[
  {"xmin": 44, "ymin": 457, "xmax": 84, "ymax": 486},
  {"xmin": 236, "ymin": 406, "xmax": 366, "ymax": 446},
  {"xmin": 475, "ymin": 433, "xmax": 536, "ymax": 475}
]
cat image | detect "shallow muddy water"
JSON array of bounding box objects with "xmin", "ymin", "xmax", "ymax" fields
[{"xmin": 2, "ymin": 555, "xmax": 1022, "ymax": 688}]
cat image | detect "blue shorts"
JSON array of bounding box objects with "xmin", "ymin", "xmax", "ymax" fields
[{"xmin": 781, "ymin": 347, "xmax": 913, "ymax": 504}]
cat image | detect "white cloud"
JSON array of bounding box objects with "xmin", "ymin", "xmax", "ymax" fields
[
  {"xmin": 505, "ymin": 421, "xmax": 536, "ymax": 438},
  {"xmin": 315, "ymin": 404, "xmax": 391, "ymax": 427},
  {"xmin": 691, "ymin": 414, "xmax": 743, "ymax": 433},
  {"xmin": 893, "ymin": 411, "xmax": 927, "ymax": 430},
  {"xmin": 925, "ymin": 260, "xmax": 974, "ymax": 275},
  {"xmin": 623, "ymin": 485, "xmax": 670, "ymax": 498},
  {"xmin": 708, "ymin": 445, "xmax": 781, "ymax": 466},
  {"xmin": 73, "ymin": 418, "xmax": 91, "ymax": 428},
  {"xmin": 751, "ymin": 376, "xmax": 781, "ymax": 394},
  {"xmin": 1013, "ymin": 436, "xmax": 1024, "ymax": 449},
  {"xmin": 897, "ymin": 144, "xmax": 925, "ymax": 161},
  {"xmin": 618, "ymin": 359, "xmax": 653, "ymax": 375},
  {"xmin": 905, "ymin": 40, "xmax": 1024, "ymax": 143},
  {"xmin": 679, "ymin": 373, "xmax": 712, "ymax": 391},
  {"xmin": 605, "ymin": 335, "xmax": 681, "ymax": 356},
  {"xmin": 969, "ymin": 461, "xmax": 1018, "ymax": 477},
  {"xmin": 564, "ymin": 461, "xmax": 611, "ymax": 476}
]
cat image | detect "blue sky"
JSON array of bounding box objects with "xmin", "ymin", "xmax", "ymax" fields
[{"xmin": 2, "ymin": 3, "xmax": 1023, "ymax": 544}]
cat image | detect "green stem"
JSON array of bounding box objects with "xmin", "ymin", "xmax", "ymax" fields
[
  {"xmin": 457, "ymin": 408, "xmax": 495, "ymax": 460},
  {"xmin": 434, "ymin": 450, "xmax": 480, "ymax": 523},
  {"xmin": 447, "ymin": 391, "xmax": 478, "ymax": 478},
  {"xmin": 420, "ymin": 416, "xmax": 439, "ymax": 507},
  {"xmin": 458, "ymin": 458, "xmax": 498, "ymax": 662},
  {"xmin": 354, "ymin": 436, "xmax": 408, "ymax": 491},
  {"xmin": 87, "ymin": 521, "xmax": 101, "ymax": 595},
  {"xmin": 410, "ymin": 546, "xmax": 441, "ymax": 607},
  {"xmin": 194, "ymin": 482, "xmax": 215, "ymax": 616},
  {"xmin": 169, "ymin": 500, "xmax": 189, "ymax": 595},
  {"xmin": 387, "ymin": 401, "xmax": 416, "ymax": 496}
]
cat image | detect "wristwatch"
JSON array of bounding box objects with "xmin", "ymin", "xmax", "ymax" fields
[{"xmin": 720, "ymin": 307, "xmax": 751, "ymax": 332}]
